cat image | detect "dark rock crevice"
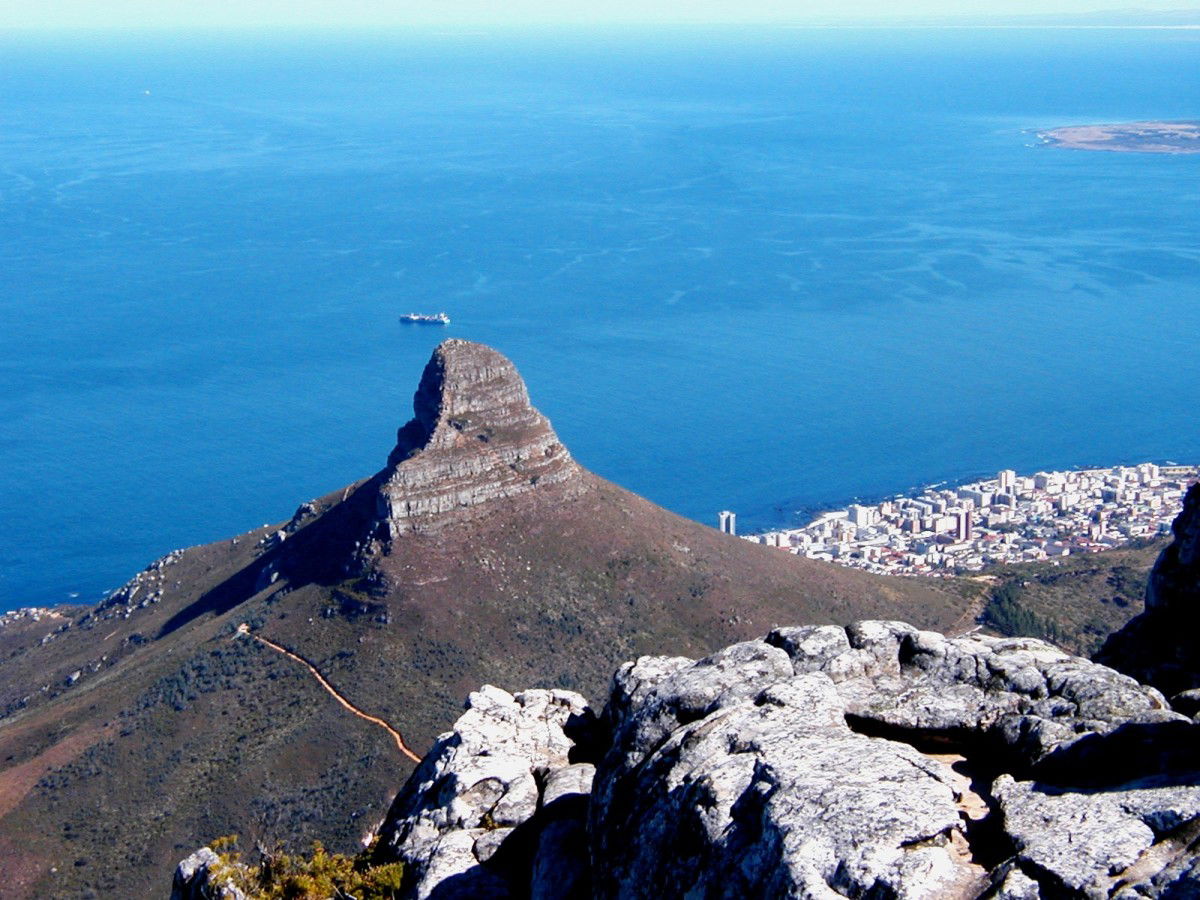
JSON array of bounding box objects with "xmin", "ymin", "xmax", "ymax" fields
[{"xmin": 841, "ymin": 714, "xmax": 1018, "ymax": 874}]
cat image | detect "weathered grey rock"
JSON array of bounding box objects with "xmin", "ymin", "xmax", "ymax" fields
[
  {"xmin": 375, "ymin": 684, "xmax": 594, "ymax": 899},
  {"xmin": 592, "ymin": 669, "xmax": 985, "ymax": 898},
  {"xmin": 764, "ymin": 623, "xmax": 852, "ymax": 673},
  {"xmin": 995, "ymin": 774, "xmax": 1200, "ymax": 897},
  {"xmin": 590, "ymin": 622, "xmax": 1194, "ymax": 898},
  {"xmin": 541, "ymin": 763, "xmax": 595, "ymax": 808},
  {"xmin": 988, "ymin": 863, "xmax": 1043, "ymax": 899},
  {"xmin": 597, "ymin": 639, "xmax": 793, "ymax": 784},
  {"xmin": 765, "ymin": 621, "xmax": 1179, "ymax": 770},
  {"xmin": 373, "ymin": 340, "xmax": 586, "ymax": 538},
  {"xmin": 169, "ymin": 847, "xmax": 246, "ymax": 900}
]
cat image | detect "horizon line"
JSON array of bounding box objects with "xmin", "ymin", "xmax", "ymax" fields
[{"xmin": 4, "ymin": 21, "xmax": 1200, "ymax": 33}]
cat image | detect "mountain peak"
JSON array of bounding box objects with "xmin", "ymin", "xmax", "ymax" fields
[
  {"xmin": 0, "ymin": 338, "xmax": 976, "ymax": 899},
  {"xmin": 375, "ymin": 339, "xmax": 583, "ymax": 536}
]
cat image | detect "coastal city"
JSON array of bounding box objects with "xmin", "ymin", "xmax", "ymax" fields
[{"xmin": 735, "ymin": 463, "xmax": 1198, "ymax": 577}]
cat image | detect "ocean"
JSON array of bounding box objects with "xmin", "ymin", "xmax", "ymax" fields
[{"xmin": 2, "ymin": 26, "xmax": 1198, "ymax": 608}]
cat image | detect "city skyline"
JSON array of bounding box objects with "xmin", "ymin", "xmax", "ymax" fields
[{"xmin": 750, "ymin": 463, "xmax": 1197, "ymax": 577}]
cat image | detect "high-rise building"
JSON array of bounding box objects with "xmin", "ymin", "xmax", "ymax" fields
[
  {"xmin": 718, "ymin": 510, "xmax": 736, "ymax": 535},
  {"xmin": 955, "ymin": 509, "xmax": 973, "ymax": 542},
  {"xmin": 848, "ymin": 504, "xmax": 874, "ymax": 527},
  {"xmin": 998, "ymin": 469, "xmax": 1016, "ymax": 493},
  {"xmin": 1138, "ymin": 462, "xmax": 1161, "ymax": 484}
]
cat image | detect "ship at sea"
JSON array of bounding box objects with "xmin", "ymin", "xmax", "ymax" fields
[{"xmin": 400, "ymin": 312, "xmax": 450, "ymax": 325}]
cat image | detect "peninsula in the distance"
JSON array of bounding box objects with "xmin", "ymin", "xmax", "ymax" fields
[{"xmin": 1038, "ymin": 120, "xmax": 1200, "ymax": 154}]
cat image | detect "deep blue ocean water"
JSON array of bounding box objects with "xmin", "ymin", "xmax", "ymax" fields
[{"xmin": 2, "ymin": 26, "xmax": 1199, "ymax": 608}]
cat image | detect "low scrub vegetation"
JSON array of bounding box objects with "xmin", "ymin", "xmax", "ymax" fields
[
  {"xmin": 981, "ymin": 581, "xmax": 1064, "ymax": 643},
  {"xmin": 209, "ymin": 835, "xmax": 404, "ymax": 899}
]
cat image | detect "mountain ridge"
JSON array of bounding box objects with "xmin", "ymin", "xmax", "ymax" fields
[{"xmin": 0, "ymin": 339, "xmax": 977, "ymax": 898}]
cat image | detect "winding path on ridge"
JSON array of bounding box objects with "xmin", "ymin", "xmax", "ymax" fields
[{"xmin": 236, "ymin": 623, "xmax": 422, "ymax": 763}]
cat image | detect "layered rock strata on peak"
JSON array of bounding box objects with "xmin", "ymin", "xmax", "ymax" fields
[
  {"xmin": 373, "ymin": 339, "xmax": 584, "ymax": 537},
  {"xmin": 336, "ymin": 621, "xmax": 1195, "ymax": 899},
  {"xmin": 1099, "ymin": 482, "xmax": 1200, "ymax": 700}
]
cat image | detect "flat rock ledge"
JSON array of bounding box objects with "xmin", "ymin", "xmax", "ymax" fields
[{"xmin": 175, "ymin": 620, "xmax": 1200, "ymax": 899}]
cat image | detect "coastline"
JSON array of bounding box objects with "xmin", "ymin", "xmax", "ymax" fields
[{"xmin": 4, "ymin": 459, "xmax": 1196, "ymax": 623}]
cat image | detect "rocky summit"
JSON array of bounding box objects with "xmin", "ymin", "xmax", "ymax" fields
[
  {"xmin": 374, "ymin": 339, "xmax": 585, "ymax": 539},
  {"xmin": 0, "ymin": 340, "xmax": 972, "ymax": 898},
  {"xmin": 177, "ymin": 618, "xmax": 1200, "ymax": 898}
]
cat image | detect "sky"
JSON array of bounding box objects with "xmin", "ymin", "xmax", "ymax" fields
[{"xmin": 2, "ymin": 0, "xmax": 1199, "ymax": 30}]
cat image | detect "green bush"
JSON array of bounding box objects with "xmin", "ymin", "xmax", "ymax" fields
[{"xmin": 209, "ymin": 835, "xmax": 405, "ymax": 899}]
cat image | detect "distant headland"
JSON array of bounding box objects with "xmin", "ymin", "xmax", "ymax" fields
[{"xmin": 1037, "ymin": 120, "xmax": 1200, "ymax": 154}]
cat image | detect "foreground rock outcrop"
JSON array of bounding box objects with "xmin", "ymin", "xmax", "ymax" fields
[
  {"xmin": 1099, "ymin": 483, "xmax": 1200, "ymax": 701},
  {"xmin": 178, "ymin": 620, "xmax": 1200, "ymax": 898},
  {"xmin": 586, "ymin": 622, "xmax": 1194, "ymax": 898},
  {"xmin": 375, "ymin": 685, "xmax": 596, "ymax": 899}
]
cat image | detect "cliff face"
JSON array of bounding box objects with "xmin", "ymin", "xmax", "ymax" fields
[
  {"xmin": 1147, "ymin": 481, "xmax": 1200, "ymax": 614},
  {"xmin": 1098, "ymin": 483, "xmax": 1200, "ymax": 699},
  {"xmin": 374, "ymin": 339, "xmax": 584, "ymax": 539}
]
